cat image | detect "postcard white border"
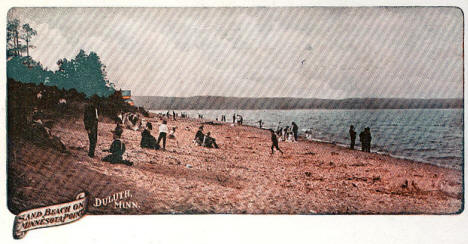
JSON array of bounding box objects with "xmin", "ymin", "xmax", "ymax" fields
[{"xmin": 0, "ymin": 1, "xmax": 466, "ymax": 243}]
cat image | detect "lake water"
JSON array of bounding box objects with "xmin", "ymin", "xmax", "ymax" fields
[{"xmin": 152, "ymin": 109, "xmax": 463, "ymax": 170}]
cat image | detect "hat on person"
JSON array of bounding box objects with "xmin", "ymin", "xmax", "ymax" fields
[
  {"xmin": 112, "ymin": 126, "xmax": 123, "ymax": 137},
  {"xmin": 146, "ymin": 122, "xmax": 153, "ymax": 130}
]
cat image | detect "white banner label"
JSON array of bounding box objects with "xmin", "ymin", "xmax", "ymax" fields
[{"xmin": 13, "ymin": 192, "xmax": 88, "ymax": 239}]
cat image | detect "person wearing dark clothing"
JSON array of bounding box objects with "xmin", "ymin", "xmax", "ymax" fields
[
  {"xmin": 291, "ymin": 122, "xmax": 299, "ymax": 141},
  {"xmin": 194, "ymin": 126, "xmax": 205, "ymax": 145},
  {"xmin": 359, "ymin": 127, "xmax": 372, "ymax": 152},
  {"xmin": 140, "ymin": 122, "xmax": 160, "ymax": 149},
  {"xmin": 269, "ymin": 129, "xmax": 283, "ymax": 155},
  {"xmin": 84, "ymin": 101, "xmax": 98, "ymax": 158},
  {"xmin": 173, "ymin": 111, "xmax": 176, "ymax": 121},
  {"xmin": 232, "ymin": 114, "xmax": 236, "ymax": 124},
  {"xmin": 103, "ymin": 131, "xmax": 133, "ymax": 166},
  {"xmin": 359, "ymin": 130, "xmax": 365, "ymax": 152},
  {"xmin": 258, "ymin": 120, "xmax": 263, "ymax": 128},
  {"xmin": 363, "ymin": 127, "xmax": 372, "ymax": 152},
  {"xmin": 349, "ymin": 125, "xmax": 356, "ymax": 150},
  {"xmin": 203, "ymin": 132, "xmax": 219, "ymax": 148},
  {"xmin": 114, "ymin": 123, "xmax": 124, "ymax": 138}
]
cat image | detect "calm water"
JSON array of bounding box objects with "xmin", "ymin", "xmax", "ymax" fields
[{"xmin": 152, "ymin": 109, "xmax": 464, "ymax": 170}]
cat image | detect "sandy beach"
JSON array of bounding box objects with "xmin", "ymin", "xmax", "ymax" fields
[{"xmin": 8, "ymin": 114, "xmax": 463, "ymax": 215}]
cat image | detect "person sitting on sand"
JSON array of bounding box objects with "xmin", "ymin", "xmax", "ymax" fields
[
  {"xmin": 168, "ymin": 126, "xmax": 177, "ymax": 139},
  {"xmin": 203, "ymin": 132, "xmax": 219, "ymax": 148},
  {"xmin": 194, "ymin": 126, "xmax": 205, "ymax": 145},
  {"xmin": 27, "ymin": 108, "xmax": 67, "ymax": 153},
  {"xmin": 102, "ymin": 129, "xmax": 133, "ymax": 166},
  {"xmin": 114, "ymin": 122, "xmax": 124, "ymax": 138},
  {"xmin": 269, "ymin": 129, "xmax": 283, "ymax": 155},
  {"xmin": 140, "ymin": 122, "xmax": 160, "ymax": 150}
]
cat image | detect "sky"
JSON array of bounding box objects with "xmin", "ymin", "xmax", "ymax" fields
[{"xmin": 8, "ymin": 7, "xmax": 463, "ymax": 98}]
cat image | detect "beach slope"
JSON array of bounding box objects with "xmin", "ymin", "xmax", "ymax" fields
[{"xmin": 8, "ymin": 115, "xmax": 463, "ymax": 214}]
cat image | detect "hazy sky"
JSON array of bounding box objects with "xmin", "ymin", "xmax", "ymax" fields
[{"xmin": 8, "ymin": 7, "xmax": 463, "ymax": 98}]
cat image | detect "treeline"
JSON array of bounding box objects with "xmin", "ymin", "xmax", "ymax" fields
[
  {"xmin": 7, "ymin": 78, "xmax": 139, "ymax": 136},
  {"xmin": 7, "ymin": 19, "xmax": 146, "ymax": 136},
  {"xmin": 134, "ymin": 96, "xmax": 463, "ymax": 110},
  {"xmin": 7, "ymin": 18, "xmax": 114, "ymax": 97}
]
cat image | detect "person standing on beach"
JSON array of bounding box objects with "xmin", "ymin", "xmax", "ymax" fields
[
  {"xmin": 269, "ymin": 129, "xmax": 283, "ymax": 155},
  {"xmin": 233, "ymin": 114, "xmax": 236, "ymax": 123},
  {"xmin": 83, "ymin": 98, "xmax": 99, "ymax": 158},
  {"xmin": 157, "ymin": 120, "xmax": 168, "ymax": 150},
  {"xmin": 258, "ymin": 120, "xmax": 263, "ymax": 128},
  {"xmin": 349, "ymin": 125, "xmax": 356, "ymax": 150},
  {"xmin": 359, "ymin": 129, "xmax": 366, "ymax": 152},
  {"xmin": 173, "ymin": 111, "xmax": 176, "ymax": 121},
  {"xmin": 364, "ymin": 127, "xmax": 372, "ymax": 152},
  {"xmin": 359, "ymin": 127, "xmax": 372, "ymax": 152},
  {"xmin": 292, "ymin": 122, "xmax": 299, "ymax": 141},
  {"xmin": 237, "ymin": 115, "xmax": 243, "ymax": 125},
  {"xmin": 282, "ymin": 126, "xmax": 289, "ymax": 141}
]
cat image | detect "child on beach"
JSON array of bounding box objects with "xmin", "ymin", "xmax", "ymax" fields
[{"xmin": 269, "ymin": 129, "xmax": 283, "ymax": 155}]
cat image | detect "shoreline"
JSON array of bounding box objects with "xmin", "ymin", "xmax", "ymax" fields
[
  {"xmin": 155, "ymin": 111, "xmax": 462, "ymax": 171},
  {"xmin": 8, "ymin": 112, "xmax": 463, "ymax": 214}
]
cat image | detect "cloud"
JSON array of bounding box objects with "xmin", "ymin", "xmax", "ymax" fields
[{"xmin": 8, "ymin": 7, "xmax": 463, "ymax": 98}]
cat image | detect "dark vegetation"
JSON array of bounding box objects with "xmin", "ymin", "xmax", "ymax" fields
[{"xmin": 7, "ymin": 18, "xmax": 148, "ymax": 147}]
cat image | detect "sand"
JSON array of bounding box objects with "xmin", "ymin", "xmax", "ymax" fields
[{"xmin": 7, "ymin": 114, "xmax": 463, "ymax": 215}]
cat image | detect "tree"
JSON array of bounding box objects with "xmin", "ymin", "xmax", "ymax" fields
[
  {"xmin": 21, "ymin": 24, "xmax": 37, "ymax": 57},
  {"xmin": 7, "ymin": 19, "xmax": 21, "ymax": 57},
  {"xmin": 53, "ymin": 50, "xmax": 114, "ymax": 97}
]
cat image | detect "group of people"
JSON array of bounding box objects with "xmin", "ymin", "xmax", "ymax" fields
[
  {"xmin": 267, "ymin": 121, "xmax": 299, "ymax": 155},
  {"xmin": 275, "ymin": 122, "xmax": 299, "ymax": 142},
  {"xmin": 84, "ymin": 98, "xmax": 375, "ymax": 167},
  {"xmin": 84, "ymin": 100, "xmax": 179, "ymax": 166},
  {"xmin": 232, "ymin": 114, "xmax": 243, "ymax": 125},
  {"xmin": 193, "ymin": 126, "xmax": 219, "ymax": 148},
  {"xmin": 349, "ymin": 125, "xmax": 372, "ymax": 152}
]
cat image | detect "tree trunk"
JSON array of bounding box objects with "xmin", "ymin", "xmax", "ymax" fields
[
  {"xmin": 15, "ymin": 31, "xmax": 20, "ymax": 56},
  {"xmin": 26, "ymin": 39, "xmax": 29, "ymax": 57}
]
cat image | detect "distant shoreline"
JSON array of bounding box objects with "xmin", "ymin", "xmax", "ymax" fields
[{"xmin": 135, "ymin": 96, "xmax": 463, "ymax": 110}]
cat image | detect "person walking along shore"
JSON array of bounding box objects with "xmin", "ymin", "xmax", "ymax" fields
[{"xmin": 269, "ymin": 129, "xmax": 283, "ymax": 155}]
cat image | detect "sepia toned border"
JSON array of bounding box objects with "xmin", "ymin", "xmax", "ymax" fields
[{"xmin": 1, "ymin": 0, "xmax": 467, "ymax": 243}]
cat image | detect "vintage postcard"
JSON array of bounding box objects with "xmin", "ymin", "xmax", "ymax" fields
[{"xmin": 2, "ymin": 2, "xmax": 466, "ymax": 243}]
